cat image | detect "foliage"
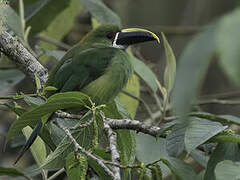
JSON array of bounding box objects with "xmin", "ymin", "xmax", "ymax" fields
[{"xmin": 1, "ymin": 0, "xmax": 240, "ymax": 180}]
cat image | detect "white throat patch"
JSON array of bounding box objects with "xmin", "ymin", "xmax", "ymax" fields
[{"xmin": 112, "ymin": 32, "xmax": 127, "ymax": 49}]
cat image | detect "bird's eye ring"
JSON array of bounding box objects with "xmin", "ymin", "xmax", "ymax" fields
[{"xmin": 106, "ymin": 32, "xmax": 115, "ymax": 39}]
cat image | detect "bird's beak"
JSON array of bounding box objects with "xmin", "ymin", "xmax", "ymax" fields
[{"xmin": 115, "ymin": 28, "xmax": 160, "ymax": 47}]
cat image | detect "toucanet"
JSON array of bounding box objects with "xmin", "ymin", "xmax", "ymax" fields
[{"xmin": 15, "ymin": 25, "xmax": 159, "ymax": 164}]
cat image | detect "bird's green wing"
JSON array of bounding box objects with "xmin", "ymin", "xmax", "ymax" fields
[{"xmin": 50, "ymin": 47, "xmax": 118, "ymax": 93}]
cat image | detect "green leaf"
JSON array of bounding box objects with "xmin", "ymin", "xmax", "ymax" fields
[
  {"xmin": 161, "ymin": 32, "xmax": 176, "ymax": 93},
  {"xmin": 36, "ymin": 0, "xmax": 81, "ymax": 63},
  {"xmin": 136, "ymin": 133, "xmax": 171, "ymax": 177},
  {"xmin": 161, "ymin": 157, "xmax": 197, "ymax": 180},
  {"xmin": 150, "ymin": 164, "xmax": 162, "ymax": 180},
  {"xmin": 43, "ymin": 86, "xmax": 58, "ymax": 92},
  {"xmin": 117, "ymin": 130, "xmax": 136, "ymax": 164},
  {"xmin": 0, "ymin": 167, "xmax": 29, "ymax": 179},
  {"xmin": 34, "ymin": 74, "xmax": 42, "ymax": 92},
  {"xmin": 0, "ymin": 1, "xmax": 24, "ymax": 37},
  {"xmin": 45, "ymin": 49, "xmax": 66, "ymax": 61},
  {"xmin": 204, "ymin": 143, "xmax": 240, "ymax": 180},
  {"xmin": 66, "ymin": 152, "xmax": 88, "ymax": 180},
  {"xmin": 185, "ymin": 118, "xmax": 227, "ymax": 153},
  {"xmin": 136, "ymin": 133, "xmax": 168, "ymax": 164},
  {"xmin": 215, "ymin": 160, "xmax": 240, "ymax": 180},
  {"xmin": 26, "ymin": 0, "xmax": 81, "ymax": 35},
  {"xmin": 119, "ymin": 74, "xmax": 140, "ymax": 119},
  {"xmin": 172, "ymin": 23, "xmax": 217, "ymax": 123},
  {"xmin": 7, "ymin": 92, "xmax": 89, "ymax": 141},
  {"xmin": 217, "ymin": 8, "xmax": 240, "ymax": 85},
  {"xmin": 131, "ymin": 56, "xmax": 158, "ymax": 93},
  {"xmin": 210, "ymin": 130, "xmax": 240, "ymax": 143},
  {"xmin": 22, "ymin": 126, "xmax": 47, "ymax": 177},
  {"xmin": 166, "ymin": 123, "xmax": 186, "ymax": 157},
  {"xmin": 80, "ymin": 0, "xmax": 121, "ymax": 26},
  {"xmin": 0, "ymin": 70, "xmax": 25, "ymax": 94}
]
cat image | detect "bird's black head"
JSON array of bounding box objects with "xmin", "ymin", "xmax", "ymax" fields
[{"xmin": 84, "ymin": 25, "xmax": 159, "ymax": 49}]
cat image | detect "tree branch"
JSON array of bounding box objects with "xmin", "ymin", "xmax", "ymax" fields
[
  {"xmin": 103, "ymin": 120, "xmax": 121, "ymax": 180},
  {"xmin": 0, "ymin": 30, "xmax": 48, "ymax": 85},
  {"xmin": 107, "ymin": 118, "xmax": 161, "ymax": 137}
]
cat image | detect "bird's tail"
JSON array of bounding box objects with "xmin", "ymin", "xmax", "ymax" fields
[{"xmin": 14, "ymin": 120, "xmax": 43, "ymax": 164}]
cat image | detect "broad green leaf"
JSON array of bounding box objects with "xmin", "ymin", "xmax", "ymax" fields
[
  {"xmin": 215, "ymin": 160, "xmax": 240, "ymax": 180},
  {"xmin": 161, "ymin": 157, "xmax": 197, "ymax": 180},
  {"xmin": 136, "ymin": 133, "xmax": 168, "ymax": 164},
  {"xmin": 80, "ymin": 0, "xmax": 121, "ymax": 26},
  {"xmin": 204, "ymin": 143, "xmax": 240, "ymax": 180},
  {"xmin": 0, "ymin": 70, "xmax": 25, "ymax": 94},
  {"xmin": 117, "ymin": 130, "xmax": 136, "ymax": 164},
  {"xmin": 166, "ymin": 123, "xmax": 186, "ymax": 157},
  {"xmin": 7, "ymin": 92, "xmax": 89, "ymax": 141},
  {"xmin": 172, "ymin": 23, "xmax": 217, "ymax": 123},
  {"xmin": 185, "ymin": 118, "xmax": 227, "ymax": 153},
  {"xmin": 0, "ymin": 167, "xmax": 29, "ymax": 179},
  {"xmin": 37, "ymin": 0, "xmax": 81, "ymax": 63},
  {"xmin": 162, "ymin": 32, "xmax": 176, "ymax": 93},
  {"xmin": 136, "ymin": 133, "xmax": 170, "ymax": 177},
  {"xmin": 217, "ymin": 8, "xmax": 240, "ymax": 85},
  {"xmin": 120, "ymin": 74, "xmax": 140, "ymax": 119},
  {"xmin": 26, "ymin": 0, "xmax": 81, "ymax": 35},
  {"xmin": 131, "ymin": 56, "xmax": 158, "ymax": 93},
  {"xmin": 210, "ymin": 130, "xmax": 240, "ymax": 143},
  {"xmin": 24, "ymin": 0, "xmax": 50, "ymax": 21},
  {"xmin": 66, "ymin": 152, "xmax": 88, "ymax": 180},
  {"xmin": 0, "ymin": 1, "xmax": 23, "ymax": 37},
  {"xmin": 45, "ymin": 49, "xmax": 66, "ymax": 61},
  {"xmin": 22, "ymin": 126, "xmax": 46, "ymax": 165}
]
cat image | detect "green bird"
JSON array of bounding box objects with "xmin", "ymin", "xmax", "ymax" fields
[{"xmin": 15, "ymin": 25, "xmax": 159, "ymax": 164}]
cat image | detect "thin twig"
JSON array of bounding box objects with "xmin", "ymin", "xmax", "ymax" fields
[
  {"xmin": 36, "ymin": 35, "xmax": 71, "ymax": 50},
  {"xmin": 47, "ymin": 168, "xmax": 65, "ymax": 180},
  {"xmin": 55, "ymin": 111, "xmax": 83, "ymax": 120},
  {"xmin": 54, "ymin": 111, "xmax": 93, "ymax": 129},
  {"xmin": 197, "ymin": 99, "xmax": 240, "ymax": 106},
  {"xmin": 199, "ymin": 91, "xmax": 240, "ymax": 100},
  {"xmin": 53, "ymin": 120, "xmax": 115, "ymax": 179},
  {"xmin": 0, "ymin": 93, "xmax": 38, "ymax": 100}
]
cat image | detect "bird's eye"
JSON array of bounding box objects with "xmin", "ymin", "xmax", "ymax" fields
[{"xmin": 106, "ymin": 32, "xmax": 115, "ymax": 39}]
